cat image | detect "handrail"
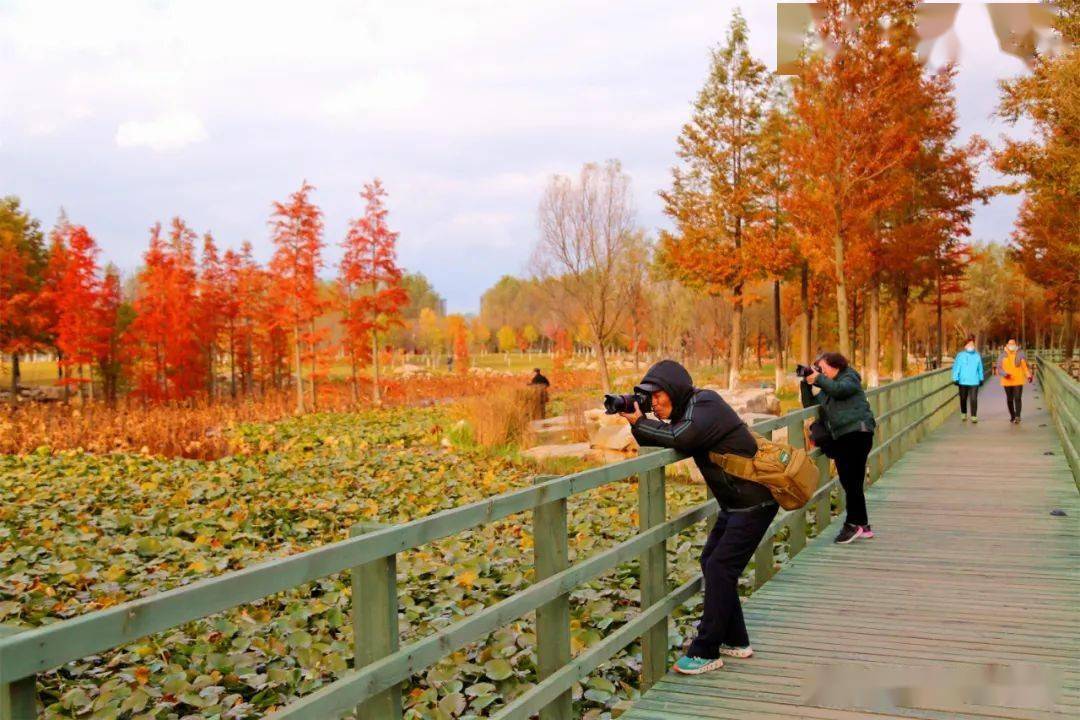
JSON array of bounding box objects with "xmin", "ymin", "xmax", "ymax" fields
[
  {"xmin": 1034, "ymin": 352, "xmax": 1080, "ymax": 488},
  {"xmin": 0, "ymin": 365, "xmax": 959, "ymax": 720}
]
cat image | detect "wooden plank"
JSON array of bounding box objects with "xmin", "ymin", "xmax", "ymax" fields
[
  {"xmin": 533, "ymin": 475, "xmax": 572, "ymax": 720},
  {"xmin": 350, "ymin": 523, "xmax": 402, "ymax": 720},
  {"xmin": 639, "ymin": 466, "xmax": 668, "ymax": 691},
  {"xmin": 0, "ymin": 626, "xmax": 35, "ymax": 720}
]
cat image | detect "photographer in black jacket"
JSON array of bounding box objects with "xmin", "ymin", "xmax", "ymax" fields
[{"xmin": 618, "ymin": 360, "xmax": 777, "ymax": 675}]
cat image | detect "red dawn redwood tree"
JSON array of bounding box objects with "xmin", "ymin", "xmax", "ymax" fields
[
  {"xmin": 54, "ymin": 225, "xmax": 104, "ymax": 398},
  {"xmin": 269, "ymin": 181, "xmax": 326, "ymax": 413},
  {"xmin": 337, "ymin": 179, "xmax": 408, "ymax": 404},
  {"xmin": 0, "ymin": 197, "xmax": 47, "ymax": 399}
]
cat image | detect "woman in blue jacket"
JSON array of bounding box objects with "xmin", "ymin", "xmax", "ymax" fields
[{"xmin": 951, "ymin": 337, "xmax": 984, "ymax": 423}]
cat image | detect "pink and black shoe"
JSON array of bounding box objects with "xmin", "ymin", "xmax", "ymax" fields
[{"xmin": 860, "ymin": 525, "xmax": 874, "ymax": 539}]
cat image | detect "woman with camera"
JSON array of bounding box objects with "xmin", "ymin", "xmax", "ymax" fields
[{"xmin": 800, "ymin": 352, "xmax": 877, "ymax": 544}]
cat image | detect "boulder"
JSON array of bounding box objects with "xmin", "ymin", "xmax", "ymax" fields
[
  {"xmin": 394, "ymin": 363, "xmax": 425, "ymax": 376},
  {"xmin": 589, "ymin": 423, "xmax": 638, "ymax": 453},
  {"xmin": 522, "ymin": 443, "xmax": 593, "ymax": 461},
  {"xmin": 717, "ymin": 388, "xmax": 781, "ymax": 416}
]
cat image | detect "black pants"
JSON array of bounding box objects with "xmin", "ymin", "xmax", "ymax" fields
[
  {"xmin": 833, "ymin": 431, "xmax": 874, "ymax": 527},
  {"xmin": 687, "ymin": 502, "xmax": 778, "ymax": 659},
  {"xmin": 958, "ymin": 384, "xmax": 979, "ymax": 416},
  {"xmin": 1005, "ymin": 385, "xmax": 1023, "ymax": 420}
]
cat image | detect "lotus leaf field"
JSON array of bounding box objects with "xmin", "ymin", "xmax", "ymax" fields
[{"xmin": 0, "ymin": 407, "xmax": 783, "ymax": 720}]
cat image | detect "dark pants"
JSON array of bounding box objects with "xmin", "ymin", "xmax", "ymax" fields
[
  {"xmin": 833, "ymin": 431, "xmax": 874, "ymax": 527},
  {"xmin": 1005, "ymin": 385, "xmax": 1023, "ymax": 420},
  {"xmin": 958, "ymin": 385, "xmax": 979, "ymax": 416},
  {"xmin": 687, "ymin": 502, "xmax": 778, "ymax": 659}
]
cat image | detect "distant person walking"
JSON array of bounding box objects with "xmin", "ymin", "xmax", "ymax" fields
[
  {"xmin": 952, "ymin": 337, "xmax": 984, "ymax": 423},
  {"xmin": 801, "ymin": 352, "xmax": 877, "ymax": 544},
  {"xmin": 996, "ymin": 340, "xmax": 1032, "ymax": 424}
]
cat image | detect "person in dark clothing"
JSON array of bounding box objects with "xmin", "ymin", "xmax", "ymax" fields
[
  {"xmin": 800, "ymin": 352, "xmax": 877, "ymax": 544},
  {"xmin": 528, "ymin": 368, "xmax": 550, "ymax": 418},
  {"xmin": 619, "ymin": 360, "xmax": 777, "ymax": 675}
]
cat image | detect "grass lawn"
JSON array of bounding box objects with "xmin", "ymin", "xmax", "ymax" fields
[{"xmin": 0, "ymin": 359, "xmax": 59, "ymax": 387}]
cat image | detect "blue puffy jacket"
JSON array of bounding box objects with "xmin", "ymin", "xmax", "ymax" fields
[{"xmin": 951, "ymin": 349, "xmax": 984, "ymax": 386}]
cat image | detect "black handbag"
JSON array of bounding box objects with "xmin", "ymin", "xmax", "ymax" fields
[{"xmin": 809, "ymin": 419, "xmax": 837, "ymax": 459}]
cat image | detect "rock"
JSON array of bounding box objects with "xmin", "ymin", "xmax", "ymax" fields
[
  {"xmin": 528, "ymin": 415, "xmax": 582, "ymax": 444},
  {"xmin": 522, "ymin": 443, "xmax": 593, "ymax": 461},
  {"xmin": 668, "ymin": 457, "xmax": 704, "ymax": 483},
  {"xmin": 589, "ymin": 423, "xmax": 638, "ymax": 453},
  {"xmin": 393, "ymin": 363, "xmax": 425, "ymax": 376},
  {"xmin": 718, "ymin": 388, "xmax": 781, "ymax": 416},
  {"xmin": 26, "ymin": 385, "xmax": 65, "ymax": 402}
]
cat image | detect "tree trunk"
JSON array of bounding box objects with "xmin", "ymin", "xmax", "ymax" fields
[
  {"xmin": 772, "ymin": 279, "xmax": 784, "ymax": 391},
  {"xmin": 9, "ymin": 353, "xmax": 18, "ymax": 403},
  {"xmin": 832, "ymin": 230, "xmax": 851, "ymax": 357},
  {"xmin": 293, "ymin": 324, "xmax": 304, "ymax": 413},
  {"xmin": 594, "ymin": 338, "xmax": 612, "ymax": 393},
  {"xmin": 1064, "ymin": 305, "xmax": 1076, "ymax": 359},
  {"xmin": 798, "ymin": 264, "xmax": 810, "ymax": 364},
  {"xmin": 936, "ymin": 272, "xmax": 944, "ymax": 367},
  {"xmin": 810, "ymin": 303, "xmax": 819, "ymax": 360},
  {"xmin": 350, "ymin": 354, "xmax": 359, "ymax": 405},
  {"xmin": 371, "ymin": 328, "xmax": 382, "ymax": 404},
  {"xmin": 729, "ymin": 285, "xmax": 743, "ymax": 389},
  {"xmin": 892, "ymin": 290, "xmax": 907, "ymax": 381},
  {"xmin": 868, "ymin": 282, "xmax": 880, "ymax": 387}
]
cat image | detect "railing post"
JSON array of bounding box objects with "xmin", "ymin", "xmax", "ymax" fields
[
  {"xmin": 1, "ymin": 627, "xmax": 37, "ymax": 720},
  {"xmin": 533, "ymin": 475, "xmax": 572, "ymax": 720},
  {"xmin": 814, "ymin": 452, "xmax": 831, "ymax": 534},
  {"xmin": 786, "ymin": 417, "xmax": 806, "ymax": 556},
  {"xmin": 638, "ymin": 463, "xmax": 667, "ymax": 691},
  {"xmin": 868, "ymin": 392, "xmax": 882, "ymax": 485},
  {"xmin": 350, "ymin": 523, "xmax": 402, "ymax": 720}
]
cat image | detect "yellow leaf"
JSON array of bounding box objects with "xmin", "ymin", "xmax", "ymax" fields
[{"xmin": 455, "ymin": 570, "xmax": 478, "ymax": 588}]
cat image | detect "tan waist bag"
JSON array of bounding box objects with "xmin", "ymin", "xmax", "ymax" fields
[{"xmin": 708, "ymin": 432, "xmax": 820, "ymax": 510}]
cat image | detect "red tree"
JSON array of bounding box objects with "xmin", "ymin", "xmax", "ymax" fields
[
  {"xmin": 269, "ymin": 181, "xmax": 326, "ymax": 412},
  {"xmin": 337, "ymin": 179, "xmax": 408, "ymax": 404},
  {"xmin": 126, "ymin": 219, "xmax": 204, "ymax": 401},
  {"xmin": 54, "ymin": 225, "xmax": 105, "ymax": 397}
]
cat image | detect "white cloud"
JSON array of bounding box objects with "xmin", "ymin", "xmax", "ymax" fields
[{"xmin": 115, "ymin": 112, "xmax": 208, "ymax": 152}]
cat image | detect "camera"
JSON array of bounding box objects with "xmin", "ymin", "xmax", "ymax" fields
[
  {"xmin": 795, "ymin": 363, "xmax": 820, "ymax": 379},
  {"xmin": 603, "ymin": 391, "xmax": 652, "ymax": 415}
]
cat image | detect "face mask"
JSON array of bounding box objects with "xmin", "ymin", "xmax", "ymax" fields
[
  {"xmin": 1006, "ymin": 344, "xmax": 1017, "ymax": 352},
  {"xmin": 965, "ymin": 344, "xmax": 974, "ymax": 351}
]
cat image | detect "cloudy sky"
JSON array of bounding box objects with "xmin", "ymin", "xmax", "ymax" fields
[{"xmin": 0, "ymin": 1, "xmax": 1040, "ymax": 312}]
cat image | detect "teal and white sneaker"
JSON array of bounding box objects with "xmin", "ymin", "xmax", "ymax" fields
[
  {"xmin": 673, "ymin": 655, "xmax": 724, "ymax": 674},
  {"xmin": 718, "ymin": 645, "xmax": 754, "ymax": 659},
  {"xmin": 961, "ymin": 413, "xmax": 968, "ymax": 422}
]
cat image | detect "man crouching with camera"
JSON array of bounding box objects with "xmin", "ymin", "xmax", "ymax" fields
[{"xmin": 612, "ymin": 359, "xmax": 777, "ymax": 675}]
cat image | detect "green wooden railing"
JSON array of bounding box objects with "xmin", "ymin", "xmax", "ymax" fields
[
  {"xmin": 0, "ymin": 366, "xmax": 960, "ymax": 720},
  {"xmin": 1034, "ymin": 352, "xmax": 1080, "ymax": 488}
]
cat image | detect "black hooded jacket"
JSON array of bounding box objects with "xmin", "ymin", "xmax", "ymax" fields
[{"xmin": 630, "ymin": 360, "xmax": 775, "ymax": 511}]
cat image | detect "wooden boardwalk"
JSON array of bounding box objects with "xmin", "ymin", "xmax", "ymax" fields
[{"xmin": 624, "ymin": 381, "xmax": 1079, "ymax": 720}]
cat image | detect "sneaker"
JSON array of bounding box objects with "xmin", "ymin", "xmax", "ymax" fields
[
  {"xmin": 961, "ymin": 413, "xmax": 968, "ymax": 422},
  {"xmin": 718, "ymin": 645, "xmax": 754, "ymax": 659},
  {"xmin": 1015, "ymin": 417, "xmax": 1022, "ymax": 424},
  {"xmin": 834, "ymin": 523, "xmax": 863, "ymax": 544},
  {"xmin": 673, "ymin": 655, "xmax": 724, "ymax": 674},
  {"xmin": 971, "ymin": 416, "xmax": 978, "ymax": 424},
  {"xmin": 860, "ymin": 525, "xmax": 874, "ymax": 539}
]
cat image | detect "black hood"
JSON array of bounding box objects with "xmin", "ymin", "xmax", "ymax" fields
[{"xmin": 636, "ymin": 360, "xmax": 695, "ymax": 420}]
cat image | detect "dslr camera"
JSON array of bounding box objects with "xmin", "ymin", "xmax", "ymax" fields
[
  {"xmin": 795, "ymin": 363, "xmax": 821, "ymax": 379},
  {"xmin": 603, "ymin": 391, "xmax": 652, "ymax": 415}
]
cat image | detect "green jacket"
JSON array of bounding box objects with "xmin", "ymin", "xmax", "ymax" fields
[{"xmin": 800, "ymin": 367, "xmax": 877, "ymax": 439}]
